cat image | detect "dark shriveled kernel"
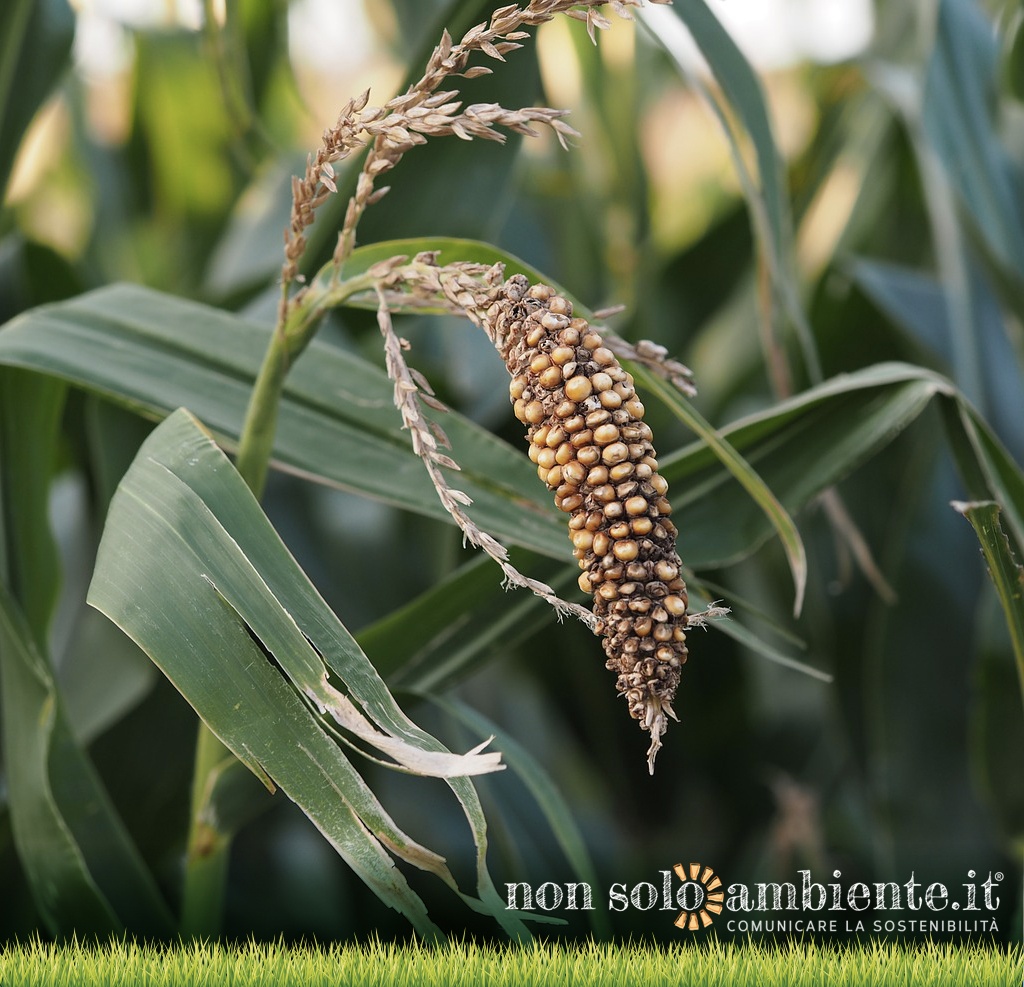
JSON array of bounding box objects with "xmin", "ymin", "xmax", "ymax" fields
[{"xmin": 487, "ymin": 274, "xmax": 688, "ymax": 773}]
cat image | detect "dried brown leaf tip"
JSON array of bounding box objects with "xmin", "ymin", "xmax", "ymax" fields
[{"xmin": 490, "ymin": 274, "xmax": 688, "ymax": 773}]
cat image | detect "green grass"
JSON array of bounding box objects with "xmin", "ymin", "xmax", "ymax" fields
[{"xmin": 0, "ymin": 938, "xmax": 1021, "ymax": 987}]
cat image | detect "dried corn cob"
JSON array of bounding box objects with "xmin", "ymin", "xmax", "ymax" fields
[{"xmin": 489, "ymin": 274, "xmax": 688, "ymax": 773}]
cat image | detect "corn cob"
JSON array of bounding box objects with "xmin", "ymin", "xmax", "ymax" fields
[{"xmin": 490, "ymin": 274, "xmax": 688, "ymax": 773}]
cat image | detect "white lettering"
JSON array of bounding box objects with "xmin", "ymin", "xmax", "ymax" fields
[
  {"xmin": 726, "ymin": 884, "xmax": 751, "ymax": 912},
  {"xmin": 630, "ymin": 881, "xmax": 658, "ymax": 911},
  {"xmin": 982, "ymin": 871, "xmax": 1001, "ymax": 910},
  {"xmin": 924, "ymin": 883, "xmax": 947, "ymax": 911},
  {"xmin": 676, "ymin": 881, "xmax": 706, "ymax": 912},
  {"xmin": 660, "ymin": 870, "xmax": 674, "ymax": 910},
  {"xmin": 505, "ymin": 883, "xmax": 532, "ymax": 910},
  {"xmin": 800, "ymin": 870, "xmax": 826, "ymax": 911},
  {"xmin": 847, "ymin": 882, "xmax": 870, "ymax": 911},
  {"xmin": 963, "ymin": 870, "xmax": 978, "ymax": 911},
  {"xmin": 534, "ymin": 882, "xmax": 563, "ymax": 911},
  {"xmin": 874, "ymin": 882, "xmax": 901, "ymax": 910},
  {"xmin": 755, "ymin": 882, "xmax": 797, "ymax": 910},
  {"xmin": 608, "ymin": 883, "xmax": 628, "ymax": 912},
  {"xmin": 564, "ymin": 882, "xmax": 593, "ymax": 911}
]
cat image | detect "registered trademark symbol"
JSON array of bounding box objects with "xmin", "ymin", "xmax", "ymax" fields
[
  {"xmin": 995, "ymin": 872, "xmax": 1003, "ymax": 881},
  {"xmin": 952, "ymin": 902, "xmax": 959, "ymax": 910}
]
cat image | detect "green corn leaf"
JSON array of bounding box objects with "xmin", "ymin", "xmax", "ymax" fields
[
  {"xmin": 694, "ymin": 585, "xmax": 829, "ymax": 684},
  {"xmin": 0, "ymin": 369, "xmax": 173, "ymax": 937},
  {"xmin": 952, "ymin": 500, "xmax": 1024, "ymax": 703},
  {"xmin": 0, "ymin": 284, "xmax": 563, "ymax": 560},
  {"xmin": 1003, "ymin": 7, "xmax": 1024, "ymax": 104},
  {"xmin": 0, "ymin": 368, "xmax": 63, "ymax": 647},
  {"xmin": 0, "ymin": 584, "xmax": 174, "ymax": 937},
  {"xmin": 0, "ymin": 585, "xmax": 120, "ymax": 935},
  {"xmin": 953, "ymin": 500, "xmax": 1024, "ymax": 845},
  {"xmin": 662, "ymin": 363, "xmax": 956, "ymax": 570},
  {"xmin": 923, "ymin": 0, "xmax": 1024, "ymax": 279},
  {"xmin": 87, "ymin": 408, "xmax": 529, "ymax": 938},
  {"xmin": 0, "ymin": 0, "xmax": 74, "ymax": 200},
  {"xmin": 850, "ymin": 257, "xmax": 1024, "ymax": 462},
  {"xmin": 969, "ymin": 584, "xmax": 1024, "ymax": 845},
  {"xmin": 0, "ymin": 238, "xmax": 85, "ymax": 325},
  {"xmin": 358, "ymin": 549, "xmax": 573, "ymax": 692},
  {"xmin": 421, "ymin": 694, "xmax": 611, "ymax": 938},
  {"xmin": 659, "ymin": 1, "xmax": 789, "ymax": 270},
  {"xmin": 55, "ymin": 608, "xmax": 159, "ymax": 748},
  {"xmin": 941, "ymin": 397, "xmax": 1024, "ymax": 557},
  {"xmin": 640, "ymin": 1, "xmax": 819, "ymax": 383}
]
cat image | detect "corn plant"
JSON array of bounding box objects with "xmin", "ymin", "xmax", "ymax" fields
[{"xmin": 0, "ymin": 0, "xmax": 1021, "ymax": 943}]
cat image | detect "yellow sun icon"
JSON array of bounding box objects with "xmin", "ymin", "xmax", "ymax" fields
[{"xmin": 672, "ymin": 862, "xmax": 724, "ymax": 930}]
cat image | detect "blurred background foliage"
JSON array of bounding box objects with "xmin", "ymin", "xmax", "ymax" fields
[{"xmin": 0, "ymin": 0, "xmax": 1022, "ymax": 943}]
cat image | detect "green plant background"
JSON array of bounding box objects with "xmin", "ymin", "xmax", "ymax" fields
[{"xmin": 0, "ymin": 0, "xmax": 1022, "ymax": 944}]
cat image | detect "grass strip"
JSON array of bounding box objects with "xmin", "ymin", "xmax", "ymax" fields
[{"xmin": 0, "ymin": 937, "xmax": 1021, "ymax": 987}]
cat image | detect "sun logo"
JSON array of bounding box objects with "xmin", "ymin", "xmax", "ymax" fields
[{"xmin": 672, "ymin": 862, "xmax": 724, "ymax": 930}]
